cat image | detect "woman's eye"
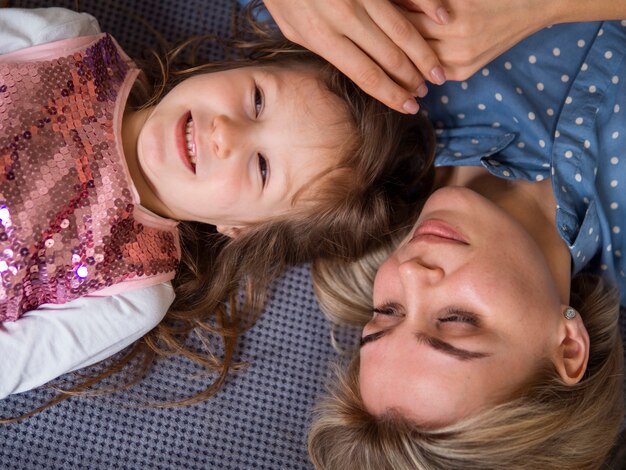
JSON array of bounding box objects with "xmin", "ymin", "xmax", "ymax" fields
[
  {"xmin": 438, "ymin": 309, "xmax": 479, "ymax": 326},
  {"xmin": 258, "ymin": 153, "xmax": 268, "ymax": 186},
  {"xmin": 372, "ymin": 304, "xmax": 400, "ymax": 317},
  {"xmin": 254, "ymin": 85, "xmax": 263, "ymax": 117}
]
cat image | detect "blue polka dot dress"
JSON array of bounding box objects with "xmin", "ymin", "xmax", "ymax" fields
[{"xmin": 423, "ymin": 21, "xmax": 626, "ymax": 305}]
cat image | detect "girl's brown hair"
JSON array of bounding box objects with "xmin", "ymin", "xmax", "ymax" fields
[
  {"xmin": 3, "ymin": 1, "xmax": 435, "ymax": 418},
  {"xmin": 142, "ymin": 10, "xmax": 435, "ymax": 405},
  {"xmin": 308, "ymin": 260, "xmax": 624, "ymax": 469}
]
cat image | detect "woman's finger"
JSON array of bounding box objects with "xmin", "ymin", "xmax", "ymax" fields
[
  {"xmin": 366, "ymin": 1, "xmax": 446, "ymax": 85},
  {"xmin": 425, "ymin": 38, "xmax": 484, "ymax": 80},
  {"xmin": 323, "ymin": 35, "xmax": 422, "ymax": 113},
  {"xmin": 403, "ymin": 10, "xmax": 443, "ymax": 38},
  {"xmin": 343, "ymin": 8, "xmax": 427, "ymax": 93},
  {"xmin": 392, "ymin": 0, "xmax": 450, "ymax": 24}
]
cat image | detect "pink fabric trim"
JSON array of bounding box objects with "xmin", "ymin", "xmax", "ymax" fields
[
  {"xmin": 105, "ymin": 34, "xmax": 181, "ymax": 291},
  {"xmin": 133, "ymin": 206, "xmax": 182, "ymax": 259},
  {"xmin": 0, "ymin": 33, "xmax": 106, "ymax": 63},
  {"xmin": 88, "ymin": 273, "xmax": 176, "ymax": 297},
  {"xmin": 106, "ymin": 36, "xmax": 182, "ymax": 261}
]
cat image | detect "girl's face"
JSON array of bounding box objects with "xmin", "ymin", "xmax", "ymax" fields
[
  {"xmin": 359, "ymin": 187, "xmax": 588, "ymax": 426},
  {"xmin": 134, "ymin": 64, "xmax": 350, "ymax": 228}
]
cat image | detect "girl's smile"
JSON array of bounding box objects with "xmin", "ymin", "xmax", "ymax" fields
[{"xmin": 177, "ymin": 112, "xmax": 196, "ymax": 174}]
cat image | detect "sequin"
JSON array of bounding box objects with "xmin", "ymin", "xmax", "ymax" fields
[{"xmin": 0, "ymin": 35, "xmax": 180, "ymax": 321}]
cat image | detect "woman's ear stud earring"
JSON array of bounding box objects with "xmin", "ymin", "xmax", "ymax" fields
[{"xmin": 564, "ymin": 307, "xmax": 576, "ymax": 320}]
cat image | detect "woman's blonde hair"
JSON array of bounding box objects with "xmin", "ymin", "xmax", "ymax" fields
[{"xmin": 308, "ymin": 260, "xmax": 624, "ymax": 469}]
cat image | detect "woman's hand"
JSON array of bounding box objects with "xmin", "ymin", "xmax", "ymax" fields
[
  {"xmin": 263, "ymin": 0, "xmax": 450, "ymax": 114},
  {"xmin": 405, "ymin": 0, "xmax": 547, "ymax": 80},
  {"xmin": 407, "ymin": 0, "xmax": 626, "ymax": 80}
]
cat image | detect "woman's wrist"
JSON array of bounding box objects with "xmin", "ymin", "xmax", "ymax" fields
[{"xmin": 548, "ymin": 0, "xmax": 626, "ymax": 25}]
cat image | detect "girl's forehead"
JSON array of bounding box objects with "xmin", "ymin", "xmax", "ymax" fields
[
  {"xmin": 245, "ymin": 62, "xmax": 330, "ymax": 95},
  {"xmin": 261, "ymin": 67, "xmax": 351, "ymax": 136}
]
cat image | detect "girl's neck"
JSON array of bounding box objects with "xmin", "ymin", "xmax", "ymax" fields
[
  {"xmin": 436, "ymin": 165, "xmax": 572, "ymax": 303},
  {"xmin": 121, "ymin": 106, "xmax": 172, "ymax": 219}
]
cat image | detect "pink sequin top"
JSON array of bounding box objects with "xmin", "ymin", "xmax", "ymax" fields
[{"xmin": 0, "ymin": 33, "xmax": 180, "ymax": 321}]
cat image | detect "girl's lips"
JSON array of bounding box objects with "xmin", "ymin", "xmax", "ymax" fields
[
  {"xmin": 411, "ymin": 219, "xmax": 469, "ymax": 245},
  {"xmin": 176, "ymin": 111, "xmax": 195, "ymax": 174}
]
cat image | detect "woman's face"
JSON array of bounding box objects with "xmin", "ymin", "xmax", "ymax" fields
[{"xmin": 359, "ymin": 186, "xmax": 571, "ymax": 426}]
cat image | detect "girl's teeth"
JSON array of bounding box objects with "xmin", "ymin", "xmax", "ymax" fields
[{"xmin": 185, "ymin": 117, "xmax": 196, "ymax": 165}]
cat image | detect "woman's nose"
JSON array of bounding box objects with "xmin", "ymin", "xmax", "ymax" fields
[
  {"xmin": 210, "ymin": 115, "xmax": 241, "ymax": 159},
  {"xmin": 398, "ymin": 258, "xmax": 444, "ymax": 289}
]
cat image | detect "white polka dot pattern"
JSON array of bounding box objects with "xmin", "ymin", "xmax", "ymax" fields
[{"xmin": 424, "ymin": 20, "xmax": 626, "ymax": 305}]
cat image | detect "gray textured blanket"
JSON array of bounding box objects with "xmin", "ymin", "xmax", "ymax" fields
[{"xmin": 0, "ymin": 1, "xmax": 624, "ymax": 469}]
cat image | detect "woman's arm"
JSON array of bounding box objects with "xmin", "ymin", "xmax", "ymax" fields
[{"xmin": 551, "ymin": 0, "xmax": 626, "ymax": 23}]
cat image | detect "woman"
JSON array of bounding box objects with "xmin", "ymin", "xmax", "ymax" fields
[
  {"xmin": 310, "ymin": 19, "xmax": 625, "ymax": 470},
  {"xmin": 310, "ymin": 190, "xmax": 622, "ymax": 469},
  {"xmin": 260, "ymin": 1, "xmax": 626, "ymax": 468}
]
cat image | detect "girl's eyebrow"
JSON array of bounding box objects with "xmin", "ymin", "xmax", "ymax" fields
[
  {"xmin": 360, "ymin": 328, "xmax": 490, "ymax": 361},
  {"xmin": 258, "ymin": 69, "xmax": 279, "ymax": 110},
  {"xmin": 256, "ymin": 69, "xmax": 295, "ymax": 196}
]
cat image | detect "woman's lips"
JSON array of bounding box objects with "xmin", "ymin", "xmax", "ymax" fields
[
  {"xmin": 411, "ymin": 219, "xmax": 469, "ymax": 245},
  {"xmin": 176, "ymin": 111, "xmax": 196, "ymax": 174}
]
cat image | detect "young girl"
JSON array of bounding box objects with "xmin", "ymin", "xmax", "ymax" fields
[{"xmin": 0, "ymin": 6, "xmax": 435, "ymax": 402}]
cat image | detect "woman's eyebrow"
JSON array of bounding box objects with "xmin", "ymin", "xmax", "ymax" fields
[
  {"xmin": 415, "ymin": 333, "xmax": 490, "ymax": 361},
  {"xmin": 360, "ymin": 329, "xmax": 490, "ymax": 361}
]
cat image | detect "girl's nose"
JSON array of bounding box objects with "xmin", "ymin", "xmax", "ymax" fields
[{"xmin": 210, "ymin": 115, "xmax": 242, "ymax": 160}]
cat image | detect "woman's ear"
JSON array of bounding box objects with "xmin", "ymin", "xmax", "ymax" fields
[
  {"xmin": 216, "ymin": 225, "xmax": 243, "ymax": 238},
  {"xmin": 553, "ymin": 306, "xmax": 590, "ymax": 385}
]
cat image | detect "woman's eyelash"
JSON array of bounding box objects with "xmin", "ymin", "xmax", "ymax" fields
[
  {"xmin": 254, "ymin": 84, "xmax": 263, "ymax": 117},
  {"xmin": 372, "ymin": 303, "xmax": 402, "ymax": 316},
  {"xmin": 258, "ymin": 153, "xmax": 268, "ymax": 187},
  {"xmin": 372, "ymin": 304, "xmax": 479, "ymax": 326},
  {"xmin": 438, "ymin": 309, "xmax": 480, "ymax": 326}
]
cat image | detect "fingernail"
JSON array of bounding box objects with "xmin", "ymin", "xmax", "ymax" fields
[
  {"xmin": 430, "ymin": 66, "xmax": 446, "ymax": 85},
  {"xmin": 416, "ymin": 84, "xmax": 428, "ymax": 98},
  {"xmin": 402, "ymin": 98, "xmax": 419, "ymax": 114},
  {"xmin": 436, "ymin": 7, "xmax": 450, "ymax": 25}
]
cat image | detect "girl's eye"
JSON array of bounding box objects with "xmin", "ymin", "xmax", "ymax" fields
[
  {"xmin": 254, "ymin": 84, "xmax": 263, "ymax": 117},
  {"xmin": 438, "ymin": 309, "xmax": 480, "ymax": 326},
  {"xmin": 258, "ymin": 153, "xmax": 268, "ymax": 187}
]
